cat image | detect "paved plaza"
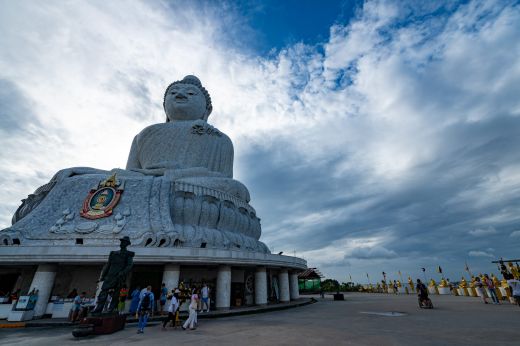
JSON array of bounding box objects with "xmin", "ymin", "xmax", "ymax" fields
[{"xmin": 2, "ymin": 293, "xmax": 519, "ymax": 346}]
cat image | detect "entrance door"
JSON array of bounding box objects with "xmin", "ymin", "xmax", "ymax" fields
[
  {"xmin": 130, "ymin": 266, "xmax": 163, "ymax": 299},
  {"xmin": 0, "ymin": 273, "xmax": 19, "ymax": 295}
]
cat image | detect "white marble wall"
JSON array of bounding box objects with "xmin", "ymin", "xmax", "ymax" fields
[
  {"xmin": 216, "ymin": 265, "xmax": 231, "ymax": 310},
  {"xmin": 162, "ymin": 264, "xmax": 180, "ymax": 292},
  {"xmin": 254, "ymin": 267, "xmax": 267, "ymax": 305},
  {"xmin": 289, "ymin": 272, "xmax": 300, "ymax": 300},
  {"xmin": 278, "ymin": 269, "xmax": 290, "ymax": 303},
  {"xmin": 30, "ymin": 264, "xmax": 57, "ymax": 318}
]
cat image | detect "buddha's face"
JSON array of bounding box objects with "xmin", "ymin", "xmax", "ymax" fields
[{"xmin": 164, "ymin": 83, "xmax": 207, "ymax": 121}]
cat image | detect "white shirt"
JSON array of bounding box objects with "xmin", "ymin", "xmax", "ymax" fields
[
  {"xmin": 167, "ymin": 296, "xmax": 178, "ymax": 313},
  {"xmin": 189, "ymin": 294, "xmax": 198, "ymax": 310},
  {"xmin": 202, "ymin": 286, "xmax": 209, "ymax": 298}
]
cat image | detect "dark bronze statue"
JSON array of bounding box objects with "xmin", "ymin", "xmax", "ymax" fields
[{"xmin": 92, "ymin": 236, "xmax": 134, "ymax": 314}]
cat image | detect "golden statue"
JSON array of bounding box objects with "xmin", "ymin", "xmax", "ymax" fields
[
  {"xmin": 460, "ymin": 276, "xmax": 469, "ymax": 296},
  {"xmin": 491, "ymin": 274, "xmax": 503, "ymax": 300},
  {"xmin": 508, "ymin": 262, "xmax": 520, "ymax": 279},
  {"xmin": 408, "ymin": 276, "xmax": 414, "ymax": 292}
]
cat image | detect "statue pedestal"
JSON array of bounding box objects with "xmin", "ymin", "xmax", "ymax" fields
[
  {"xmin": 7, "ymin": 309, "xmax": 34, "ymax": 322},
  {"xmin": 499, "ymin": 287, "xmax": 510, "ymax": 301},
  {"xmin": 72, "ymin": 314, "xmax": 126, "ymax": 337},
  {"xmin": 438, "ymin": 287, "xmax": 450, "ymax": 295}
]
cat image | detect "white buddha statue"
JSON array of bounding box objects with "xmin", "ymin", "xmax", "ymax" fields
[
  {"xmin": 125, "ymin": 75, "xmax": 249, "ymax": 201},
  {"xmin": 5, "ymin": 75, "xmax": 265, "ymax": 252}
]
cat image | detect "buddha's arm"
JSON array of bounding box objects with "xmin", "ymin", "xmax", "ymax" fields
[
  {"xmin": 221, "ymin": 134, "xmax": 234, "ymax": 178},
  {"xmin": 126, "ymin": 136, "xmax": 142, "ymax": 170}
]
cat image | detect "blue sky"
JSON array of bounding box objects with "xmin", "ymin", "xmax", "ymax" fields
[
  {"xmin": 229, "ymin": 0, "xmax": 361, "ymax": 53},
  {"xmin": 1, "ymin": 0, "xmax": 520, "ymax": 284}
]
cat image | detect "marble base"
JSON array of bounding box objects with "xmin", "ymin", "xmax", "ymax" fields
[
  {"xmin": 438, "ymin": 287, "xmax": 450, "ymax": 295},
  {"xmin": 7, "ymin": 309, "xmax": 34, "ymax": 322},
  {"xmin": 0, "ymin": 246, "xmax": 306, "ymax": 270},
  {"xmin": 0, "ymin": 302, "xmax": 15, "ymax": 319}
]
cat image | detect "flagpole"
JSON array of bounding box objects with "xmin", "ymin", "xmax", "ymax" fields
[{"xmin": 465, "ymin": 261, "xmax": 473, "ymax": 277}]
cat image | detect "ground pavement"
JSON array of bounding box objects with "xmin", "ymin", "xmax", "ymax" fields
[{"xmin": 1, "ymin": 292, "xmax": 519, "ymax": 345}]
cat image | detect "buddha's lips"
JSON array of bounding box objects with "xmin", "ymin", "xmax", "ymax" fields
[{"xmin": 175, "ymin": 96, "xmax": 188, "ymax": 103}]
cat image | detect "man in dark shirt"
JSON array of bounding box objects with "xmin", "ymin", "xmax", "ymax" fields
[{"xmin": 416, "ymin": 279, "xmax": 428, "ymax": 303}]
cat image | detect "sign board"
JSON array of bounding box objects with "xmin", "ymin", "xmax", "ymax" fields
[{"xmin": 15, "ymin": 296, "xmax": 30, "ymax": 310}]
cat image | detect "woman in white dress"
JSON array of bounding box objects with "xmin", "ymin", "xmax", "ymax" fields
[{"xmin": 182, "ymin": 289, "xmax": 199, "ymax": 330}]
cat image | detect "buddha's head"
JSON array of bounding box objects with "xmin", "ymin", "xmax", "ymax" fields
[{"xmin": 163, "ymin": 75, "xmax": 213, "ymax": 122}]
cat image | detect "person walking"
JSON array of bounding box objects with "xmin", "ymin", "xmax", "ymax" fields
[
  {"xmin": 201, "ymin": 283, "xmax": 210, "ymax": 312},
  {"xmin": 159, "ymin": 283, "xmax": 168, "ymax": 315},
  {"xmin": 507, "ymin": 275, "xmax": 520, "ymax": 306},
  {"xmin": 162, "ymin": 292, "xmax": 179, "ymax": 329},
  {"xmin": 474, "ymin": 277, "xmax": 488, "ymax": 304},
  {"xmin": 137, "ymin": 286, "xmax": 154, "ymax": 334},
  {"xmin": 118, "ymin": 285, "xmax": 129, "ymax": 313},
  {"xmin": 416, "ymin": 279, "xmax": 430, "ymax": 307},
  {"xmin": 129, "ymin": 286, "xmax": 141, "ymax": 314},
  {"xmin": 182, "ymin": 289, "xmax": 199, "ymax": 330},
  {"xmin": 484, "ymin": 274, "xmax": 500, "ymax": 304}
]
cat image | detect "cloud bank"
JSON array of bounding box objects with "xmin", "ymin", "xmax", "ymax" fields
[{"xmin": 1, "ymin": 0, "xmax": 519, "ymax": 282}]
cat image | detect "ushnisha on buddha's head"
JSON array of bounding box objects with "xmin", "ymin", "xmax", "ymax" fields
[{"xmin": 163, "ymin": 75, "xmax": 213, "ymax": 122}]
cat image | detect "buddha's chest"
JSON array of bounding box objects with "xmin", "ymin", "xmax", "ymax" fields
[{"xmin": 137, "ymin": 124, "xmax": 228, "ymax": 170}]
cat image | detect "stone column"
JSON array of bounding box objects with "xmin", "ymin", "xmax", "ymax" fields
[
  {"xmin": 254, "ymin": 267, "xmax": 267, "ymax": 305},
  {"xmin": 30, "ymin": 264, "xmax": 58, "ymax": 318},
  {"xmin": 289, "ymin": 272, "xmax": 300, "ymax": 300},
  {"xmin": 162, "ymin": 264, "xmax": 180, "ymax": 292},
  {"xmin": 278, "ymin": 269, "xmax": 290, "ymax": 303},
  {"xmin": 216, "ymin": 265, "xmax": 231, "ymax": 310}
]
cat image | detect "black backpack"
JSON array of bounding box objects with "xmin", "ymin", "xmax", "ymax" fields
[{"xmin": 141, "ymin": 293, "xmax": 151, "ymax": 310}]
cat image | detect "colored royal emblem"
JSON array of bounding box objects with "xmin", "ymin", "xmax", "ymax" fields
[{"xmin": 80, "ymin": 173, "xmax": 124, "ymax": 220}]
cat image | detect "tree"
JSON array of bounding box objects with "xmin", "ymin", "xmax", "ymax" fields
[{"xmin": 321, "ymin": 279, "xmax": 340, "ymax": 292}]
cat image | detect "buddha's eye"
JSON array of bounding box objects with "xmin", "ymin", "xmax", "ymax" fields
[{"xmin": 188, "ymin": 91, "xmax": 195, "ymax": 95}]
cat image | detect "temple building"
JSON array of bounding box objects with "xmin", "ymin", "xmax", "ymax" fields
[{"xmin": 0, "ymin": 75, "xmax": 306, "ymax": 320}]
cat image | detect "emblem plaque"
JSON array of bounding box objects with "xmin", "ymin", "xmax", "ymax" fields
[{"xmin": 80, "ymin": 173, "xmax": 124, "ymax": 220}]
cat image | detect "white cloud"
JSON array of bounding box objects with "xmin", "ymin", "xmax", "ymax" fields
[
  {"xmin": 469, "ymin": 227, "xmax": 498, "ymax": 237},
  {"xmin": 510, "ymin": 230, "xmax": 520, "ymax": 237},
  {"xmin": 468, "ymin": 250, "xmax": 494, "ymax": 258},
  {"xmin": 1, "ymin": 0, "xmax": 520, "ymax": 282},
  {"xmin": 350, "ymin": 246, "xmax": 397, "ymax": 259}
]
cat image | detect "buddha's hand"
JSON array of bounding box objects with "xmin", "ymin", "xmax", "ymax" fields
[{"xmin": 145, "ymin": 161, "xmax": 183, "ymax": 170}]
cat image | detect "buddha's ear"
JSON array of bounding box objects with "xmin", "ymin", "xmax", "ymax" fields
[{"xmin": 202, "ymin": 110, "xmax": 209, "ymax": 122}]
